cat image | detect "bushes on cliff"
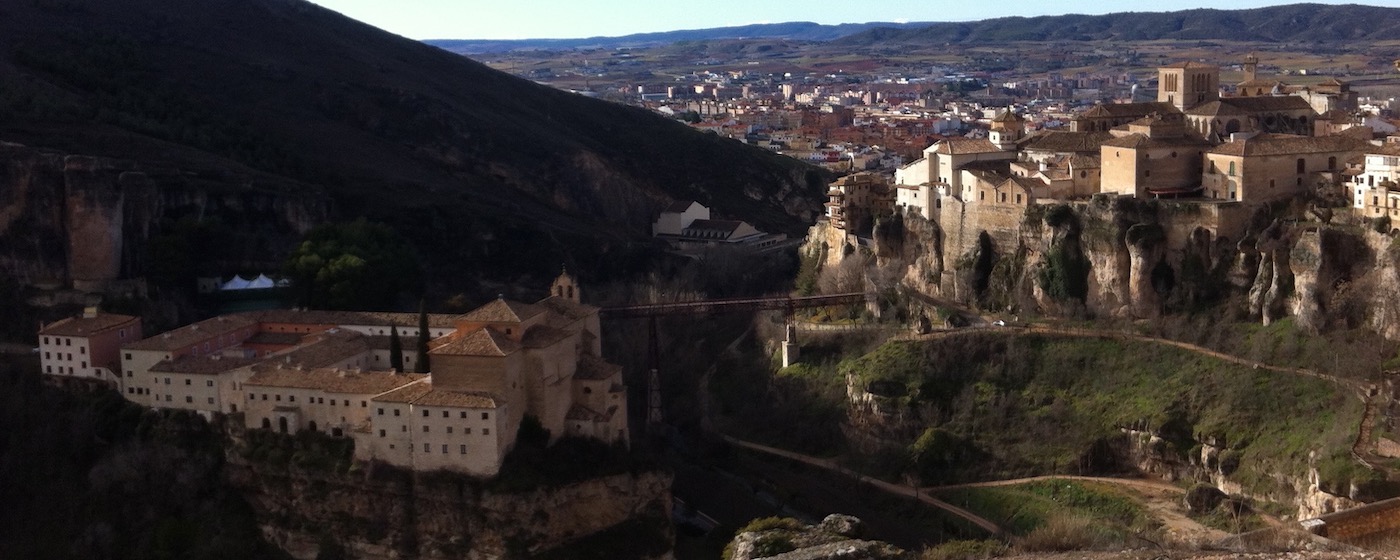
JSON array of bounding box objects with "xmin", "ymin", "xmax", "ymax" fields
[{"xmin": 285, "ymin": 219, "xmax": 423, "ymax": 310}]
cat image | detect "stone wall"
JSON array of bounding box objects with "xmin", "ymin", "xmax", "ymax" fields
[{"xmin": 1307, "ymin": 496, "xmax": 1400, "ymax": 541}]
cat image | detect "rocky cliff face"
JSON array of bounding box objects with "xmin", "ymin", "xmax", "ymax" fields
[
  {"xmin": 0, "ymin": 142, "xmax": 328, "ymax": 292},
  {"xmin": 226, "ymin": 458, "xmax": 672, "ymax": 560}
]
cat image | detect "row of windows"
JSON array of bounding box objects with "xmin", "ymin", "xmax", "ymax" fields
[
  {"xmin": 42, "ymin": 337, "xmax": 74, "ymax": 346},
  {"xmin": 45, "ymin": 366, "xmax": 77, "ymax": 374},
  {"xmin": 378, "ymin": 426, "xmax": 490, "ymax": 436},
  {"xmin": 377, "ymin": 408, "xmax": 490, "ymax": 420},
  {"xmin": 44, "ymin": 352, "xmax": 81, "ymax": 362}
]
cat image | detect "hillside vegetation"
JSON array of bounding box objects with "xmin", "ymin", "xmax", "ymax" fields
[
  {"xmin": 0, "ymin": 0, "xmax": 827, "ymax": 290},
  {"xmin": 838, "ymin": 4, "xmax": 1400, "ymax": 45}
]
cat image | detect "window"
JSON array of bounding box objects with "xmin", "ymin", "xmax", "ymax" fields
[
  {"xmin": 80, "ymin": 347, "xmax": 85, "ymax": 354},
  {"xmin": 460, "ymin": 445, "xmax": 467, "ymax": 454},
  {"xmin": 442, "ymin": 445, "xmax": 448, "ymax": 454},
  {"xmin": 44, "ymin": 352, "xmax": 49, "ymax": 359},
  {"xmin": 361, "ymin": 401, "xmax": 367, "ymax": 408},
  {"xmin": 379, "ymin": 429, "xmax": 386, "ymax": 437},
  {"xmin": 482, "ymin": 412, "xmax": 490, "ymax": 420},
  {"xmin": 424, "ymin": 443, "xmax": 430, "ymax": 453},
  {"xmin": 447, "ymin": 427, "xmax": 453, "ymax": 434},
  {"xmin": 43, "ymin": 337, "xmax": 48, "ymax": 345},
  {"xmin": 262, "ymin": 394, "xmax": 268, "ymax": 401},
  {"xmin": 164, "ymin": 378, "xmax": 171, "ymax": 385},
  {"xmin": 184, "ymin": 396, "xmax": 192, "ymax": 403},
  {"xmin": 289, "ymin": 395, "xmax": 295, "ymax": 403},
  {"xmin": 80, "ymin": 361, "xmax": 86, "ymax": 368},
  {"xmin": 423, "ymin": 425, "xmax": 430, "ymax": 432},
  {"xmin": 207, "ymin": 397, "xmax": 214, "ymax": 404},
  {"xmin": 1228, "ymin": 162, "xmax": 1236, "ymax": 176},
  {"xmin": 344, "ymin": 400, "xmax": 349, "ymax": 406},
  {"xmin": 206, "ymin": 380, "xmax": 214, "ymax": 387},
  {"xmin": 394, "ymin": 409, "xmax": 400, "ymax": 416},
  {"xmin": 184, "ymin": 378, "xmax": 190, "ymax": 385},
  {"xmin": 465, "ymin": 428, "xmax": 472, "ymax": 434},
  {"xmin": 460, "ymin": 411, "xmax": 467, "ymax": 419},
  {"xmin": 276, "ymin": 395, "xmax": 281, "ymax": 401},
  {"xmin": 126, "ymin": 371, "xmax": 133, "ymax": 377},
  {"xmin": 442, "ymin": 410, "xmax": 449, "ymax": 418},
  {"xmin": 402, "ymin": 425, "xmax": 407, "ymax": 432},
  {"xmin": 422, "ymin": 409, "xmax": 429, "ymax": 417},
  {"xmin": 65, "ymin": 339, "xmax": 70, "ymax": 346},
  {"xmin": 45, "ymin": 366, "xmax": 51, "ymax": 373},
  {"xmin": 329, "ymin": 399, "xmax": 334, "ymax": 406},
  {"xmin": 1297, "ymin": 158, "xmax": 1305, "ymax": 174},
  {"xmin": 482, "ymin": 428, "xmax": 490, "ymax": 435},
  {"xmin": 378, "ymin": 408, "xmax": 385, "ymax": 416}
]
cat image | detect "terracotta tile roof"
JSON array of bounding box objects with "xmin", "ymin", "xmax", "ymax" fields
[
  {"xmin": 521, "ymin": 325, "xmax": 572, "ymax": 349},
  {"xmin": 246, "ymin": 332, "xmax": 305, "ymax": 346},
  {"xmin": 999, "ymin": 176, "xmax": 1044, "ymax": 192},
  {"xmin": 1021, "ymin": 131, "xmax": 1113, "ymax": 154},
  {"xmin": 251, "ymin": 330, "xmax": 371, "ymax": 372},
  {"xmin": 934, "ymin": 138, "xmax": 1002, "ymax": 155},
  {"xmin": 150, "ymin": 354, "xmax": 261, "ymax": 375},
  {"xmin": 411, "ymin": 386, "xmax": 499, "ymax": 408},
  {"xmin": 1222, "ymin": 96, "xmax": 1315, "ymax": 113},
  {"xmin": 460, "ymin": 299, "xmax": 544, "ymax": 324},
  {"xmin": 664, "ymin": 200, "xmax": 697, "ymax": 212},
  {"xmin": 991, "ymin": 110, "xmax": 1024, "ymax": 123},
  {"xmin": 576, "ymin": 354, "xmax": 622, "ymax": 381},
  {"xmin": 255, "ymin": 309, "xmax": 462, "ymax": 329},
  {"xmin": 40, "ymin": 313, "xmax": 141, "ymax": 337},
  {"xmin": 431, "ymin": 327, "xmax": 519, "ymax": 357},
  {"xmin": 126, "ymin": 313, "xmax": 260, "ymax": 351},
  {"xmin": 1185, "ymin": 100, "xmax": 1249, "ymax": 117},
  {"xmin": 373, "ymin": 380, "xmax": 434, "ymax": 403},
  {"xmin": 1079, "ymin": 102, "xmax": 1179, "ymax": 119},
  {"xmin": 1209, "ymin": 133, "xmax": 1367, "ymax": 157},
  {"xmin": 1367, "ymin": 144, "xmax": 1400, "ymax": 157},
  {"xmin": 246, "ymin": 367, "xmax": 424, "ymax": 394},
  {"xmin": 1101, "ymin": 133, "xmax": 1209, "ymax": 150},
  {"xmin": 537, "ymin": 296, "xmax": 598, "ymax": 325}
]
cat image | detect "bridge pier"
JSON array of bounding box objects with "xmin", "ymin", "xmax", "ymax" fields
[{"xmin": 781, "ymin": 323, "xmax": 800, "ymax": 368}]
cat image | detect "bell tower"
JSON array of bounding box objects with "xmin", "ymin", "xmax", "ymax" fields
[
  {"xmin": 550, "ymin": 268, "xmax": 580, "ymax": 304},
  {"xmin": 1243, "ymin": 53, "xmax": 1259, "ymax": 83}
]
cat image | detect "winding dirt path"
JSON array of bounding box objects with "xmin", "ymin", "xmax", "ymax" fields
[{"xmin": 722, "ymin": 435, "xmax": 1005, "ymax": 535}]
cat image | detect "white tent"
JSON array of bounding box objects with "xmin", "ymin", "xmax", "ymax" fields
[
  {"xmin": 248, "ymin": 274, "xmax": 276, "ymax": 290},
  {"xmin": 221, "ymin": 275, "xmax": 253, "ymax": 291}
]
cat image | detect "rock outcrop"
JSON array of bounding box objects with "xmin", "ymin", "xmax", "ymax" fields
[
  {"xmin": 728, "ymin": 515, "xmax": 910, "ymax": 560},
  {"xmin": 0, "ymin": 142, "xmax": 328, "ymax": 292},
  {"xmin": 227, "ymin": 457, "xmax": 673, "ymax": 560}
]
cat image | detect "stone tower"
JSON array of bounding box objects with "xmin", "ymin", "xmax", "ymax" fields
[
  {"xmin": 550, "ymin": 268, "xmax": 580, "ymax": 303},
  {"xmin": 1243, "ymin": 53, "xmax": 1259, "ymax": 83},
  {"xmin": 988, "ymin": 110, "xmax": 1025, "ymax": 151},
  {"xmin": 1157, "ymin": 62, "xmax": 1219, "ymax": 112}
]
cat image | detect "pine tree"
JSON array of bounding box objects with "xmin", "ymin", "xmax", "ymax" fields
[
  {"xmin": 388, "ymin": 324, "xmax": 403, "ymax": 373},
  {"xmin": 415, "ymin": 301, "xmax": 430, "ymax": 373}
]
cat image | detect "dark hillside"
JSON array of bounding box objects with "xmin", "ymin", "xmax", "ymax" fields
[
  {"xmin": 838, "ymin": 4, "xmax": 1400, "ymax": 45},
  {"xmin": 0, "ymin": 0, "xmax": 826, "ymax": 290}
]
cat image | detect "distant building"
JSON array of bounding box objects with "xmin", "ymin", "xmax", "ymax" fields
[
  {"xmin": 1203, "ymin": 133, "xmax": 1361, "ymax": 205},
  {"xmin": 38, "ymin": 308, "xmax": 142, "ymax": 388},
  {"xmin": 105, "ymin": 272, "xmax": 628, "ymax": 477},
  {"xmin": 653, "ymin": 201, "xmax": 786, "ymax": 251},
  {"xmin": 1350, "ymin": 143, "xmax": 1400, "ymax": 220}
]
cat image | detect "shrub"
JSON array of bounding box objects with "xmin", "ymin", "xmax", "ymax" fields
[
  {"xmin": 1013, "ymin": 514, "xmax": 1104, "ymax": 552},
  {"xmin": 737, "ymin": 516, "xmax": 804, "ymax": 534},
  {"xmin": 921, "ymin": 539, "xmax": 1008, "ymax": 560}
]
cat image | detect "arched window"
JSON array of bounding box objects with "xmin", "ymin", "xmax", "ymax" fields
[{"xmin": 1228, "ymin": 162, "xmax": 1236, "ymax": 176}]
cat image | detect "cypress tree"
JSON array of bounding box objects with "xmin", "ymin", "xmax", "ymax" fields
[
  {"xmin": 388, "ymin": 324, "xmax": 404, "ymax": 372},
  {"xmin": 415, "ymin": 301, "xmax": 430, "ymax": 373}
]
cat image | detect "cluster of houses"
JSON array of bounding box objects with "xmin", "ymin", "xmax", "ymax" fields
[
  {"xmin": 824, "ymin": 59, "xmax": 1398, "ymax": 233},
  {"xmin": 37, "ymin": 272, "xmax": 629, "ymax": 476}
]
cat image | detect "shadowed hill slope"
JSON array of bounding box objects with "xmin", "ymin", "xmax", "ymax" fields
[{"xmin": 0, "ymin": 0, "xmax": 827, "ymax": 288}]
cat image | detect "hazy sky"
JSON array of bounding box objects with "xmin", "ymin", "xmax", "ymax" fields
[{"xmin": 304, "ymin": 0, "xmax": 1391, "ymax": 40}]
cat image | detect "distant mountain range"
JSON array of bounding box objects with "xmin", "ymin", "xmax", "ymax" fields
[
  {"xmin": 429, "ymin": 3, "xmax": 1400, "ymax": 53},
  {"xmin": 426, "ymin": 21, "xmax": 934, "ymax": 54}
]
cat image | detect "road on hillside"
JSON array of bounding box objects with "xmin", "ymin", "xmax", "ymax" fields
[{"xmin": 722, "ymin": 435, "xmax": 1004, "ymax": 535}]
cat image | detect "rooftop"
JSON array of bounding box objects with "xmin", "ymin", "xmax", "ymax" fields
[
  {"xmin": 251, "ymin": 330, "xmax": 370, "ymax": 372},
  {"xmin": 411, "ymin": 386, "xmax": 499, "ymax": 409},
  {"xmin": 40, "ymin": 312, "xmax": 140, "ymax": 337},
  {"xmin": 933, "ymin": 137, "xmax": 1003, "ymax": 155},
  {"xmin": 459, "ymin": 299, "xmax": 544, "ymax": 324},
  {"xmin": 1210, "ymin": 133, "xmax": 1366, "ymax": 157},
  {"xmin": 245, "ymin": 367, "xmax": 424, "ymax": 394},
  {"xmin": 432, "ymin": 327, "xmax": 519, "ymax": 357},
  {"xmin": 126, "ymin": 313, "xmax": 260, "ymax": 351},
  {"xmin": 150, "ymin": 354, "xmax": 262, "ymax": 375},
  {"xmin": 576, "ymin": 354, "xmax": 623, "ymax": 381}
]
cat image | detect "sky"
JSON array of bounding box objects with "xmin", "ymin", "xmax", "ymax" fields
[{"xmin": 304, "ymin": 0, "xmax": 1394, "ymax": 41}]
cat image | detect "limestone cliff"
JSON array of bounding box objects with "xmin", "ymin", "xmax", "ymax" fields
[
  {"xmin": 727, "ymin": 515, "xmax": 909, "ymax": 560},
  {"xmin": 0, "ymin": 142, "xmax": 328, "ymax": 292},
  {"xmin": 226, "ymin": 457, "xmax": 672, "ymax": 560}
]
